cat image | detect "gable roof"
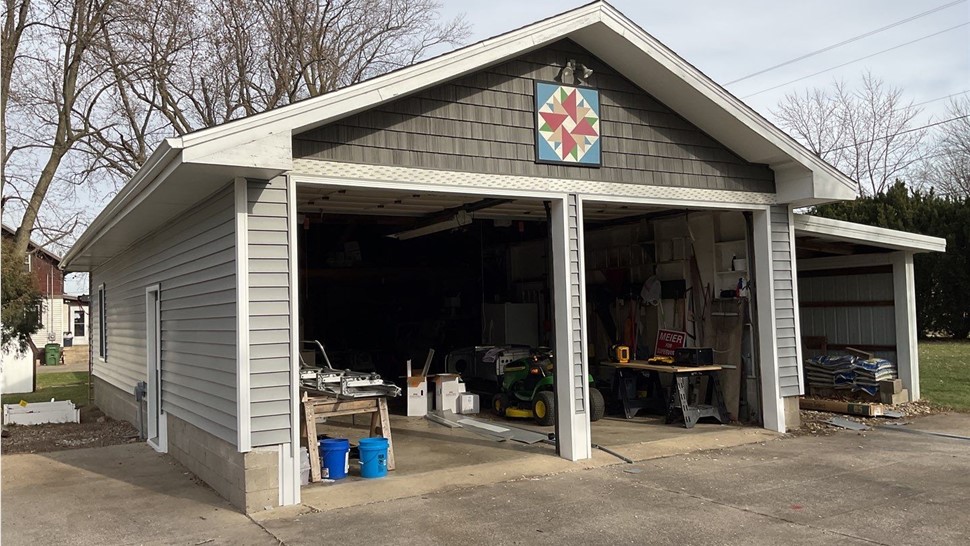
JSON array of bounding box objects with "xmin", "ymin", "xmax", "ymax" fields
[
  {"xmin": 2, "ymin": 223, "xmax": 64, "ymax": 263},
  {"xmin": 63, "ymin": 0, "xmax": 858, "ymax": 270}
]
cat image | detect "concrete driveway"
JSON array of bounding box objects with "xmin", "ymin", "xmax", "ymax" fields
[{"xmin": 3, "ymin": 413, "xmax": 969, "ymax": 545}]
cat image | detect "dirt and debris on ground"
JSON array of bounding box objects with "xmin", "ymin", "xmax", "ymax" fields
[
  {"xmin": 793, "ymin": 398, "xmax": 942, "ymax": 436},
  {"xmin": 0, "ymin": 406, "xmax": 139, "ymax": 455}
]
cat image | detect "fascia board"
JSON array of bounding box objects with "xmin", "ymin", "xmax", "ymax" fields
[
  {"xmin": 793, "ymin": 214, "xmax": 947, "ymax": 253},
  {"xmin": 61, "ymin": 139, "xmax": 183, "ymax": 270},
  {"xmin": 596, "ymin": 8, "xmax": 858, "ymax": 195},
  {"xmin": 176, "ymin": 4, "xmax": 605, "ymax": 152}
]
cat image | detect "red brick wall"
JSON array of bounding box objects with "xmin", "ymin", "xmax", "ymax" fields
[{"xmin": 29, "ymin": 251, "xmax": 64, "ymax": 295}]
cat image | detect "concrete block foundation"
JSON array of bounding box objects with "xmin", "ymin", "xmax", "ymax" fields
[
  {"xmin": 92, "ymin": 374, "xmax": 281, "ymax": 513},
  {"xmin": 783, "ymin": 396, "xmax": 801, "ymax": 431}
]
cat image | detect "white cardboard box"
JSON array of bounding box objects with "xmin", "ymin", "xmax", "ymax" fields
[
  {"xmin": 406, "ymin": 376, "xmax": 429, "ymax": 417},
  {"xmin": 457, "ymin": 393, "xmax": 479, "ymax": 414},
  {"xmin": 434, "ymin": 374, "xmax": 461, "ymax": 413}
]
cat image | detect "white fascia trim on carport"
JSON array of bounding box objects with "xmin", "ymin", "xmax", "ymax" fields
[
  {"xmin": 793, "ymin": 214, "xmax": 947, "ymax": 253},
  {"xmin": 234, "ymin": 178, "xmax": 252, "ymax": 452}
]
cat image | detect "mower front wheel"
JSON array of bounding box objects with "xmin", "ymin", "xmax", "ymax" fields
[
  {"xmin": 492, "ymin": 393, "xmax": 510, "ymax": 416},
  {"xmin": 533, "ymin": 390, "xmax": 556, "ymax": 426}
]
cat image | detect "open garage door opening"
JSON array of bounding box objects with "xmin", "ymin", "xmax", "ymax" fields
[
  {"xmin": 580, "ymin": 200, "xmax": 767, "ymax": 447},
  {"xmin": 294, "ymin": 182, "xmax": 589, "ymax": 492}
]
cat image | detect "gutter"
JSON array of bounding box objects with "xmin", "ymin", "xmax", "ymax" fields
[{"xmin": 60, "ymin": 138, "xmax": 184, "ymax": 270}]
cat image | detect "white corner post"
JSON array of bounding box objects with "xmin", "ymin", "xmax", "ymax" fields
[
  {"xmin": 234, "ymin": 177, "xmax": 253, "ymax": 453},
  {"xmin": 751, "ymin": 209, "xmax": 784, "ymax": 432},
  {"xmin": 550, "ymin": 194, "xmax": 592, "ymax": 461},
  {"xmin": 283, "ymin": 175, "xmax": 301, "ymax": 506},
  {"xmin": 892, "ymin": 251, "xmax": 919, "ymax": 400}
]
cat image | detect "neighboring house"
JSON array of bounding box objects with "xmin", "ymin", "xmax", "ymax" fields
[
  {"xmin": 1, "ymin": 224, "xmax": 67, "ymax": 393},
  {"xmin": 63, "ymin": 295, "xmax": 90, "ymax": 347},
  {"xmin": 60, "ymin": 3, "xmax": 944, "ymax": 513},
  {"xmin": 1, "ymin": 224, "xmax": 67, "ymax": 350}
]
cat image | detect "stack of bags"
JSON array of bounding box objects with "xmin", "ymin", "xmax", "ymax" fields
[
  {"xmin": 804, "ymin": 355, "xmax": 856, "ymax": 391},
  {"xmin": 804, "ymin": 355, "xmax": 898, "ymax": 395},
  {"xmin": 852, "ymin": 358, "xmax": 897, "ymax": 396}
]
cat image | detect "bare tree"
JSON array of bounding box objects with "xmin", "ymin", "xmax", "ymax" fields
[
  {"xmin": 3, "ymin": 0, "xmax": 114, "ymax": 259},
  {"xmin": 921, "ymin": 97, "xmax": 970, "ymax": 198},
  {"xmin": 2, "ymin": 0, "xmax": 468, "ymax": 266},
  {"xmin": 773, "ymin": 73, "xmax": 927, "ymax": 196}
]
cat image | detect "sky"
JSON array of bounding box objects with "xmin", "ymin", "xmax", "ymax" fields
[
  {"xmin": 439, "ymin": 0, "xmax": 970, "ymax": 124},
  {"xmin": 58, "ymin": 0, "xmax": 970, "ymax": 294}
]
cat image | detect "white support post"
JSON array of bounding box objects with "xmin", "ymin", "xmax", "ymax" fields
[
  {"xmin": 283, "ymin": 175, "xmax": 301, "ymax": 506},
  {"xmin": 892, "ymin": 251, "xmax": 920, "ymax": 400},
  {"xmin": 752, "ymin": 209, "xmax": 784, "ymax": 432},
  {"xmin": 550, "ymin": 196, "xmax": 590, "ymax": 461}
]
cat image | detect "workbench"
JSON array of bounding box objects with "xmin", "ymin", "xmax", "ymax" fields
[
  {"xmin": 300, "ymin": 390, "xmax": 396, "ymax": 482},
  {"xmin": 602, "ymin": 361, "xmax": 729, "ymax": 428}
]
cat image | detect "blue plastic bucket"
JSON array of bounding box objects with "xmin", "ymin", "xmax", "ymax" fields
[
  {"xmin": 358, "ymin": 437, "xmax": 389, "ymax": 479},
  {"xmin": 319, "ymin": 438, "xmax": 350, "ymax": 480}
]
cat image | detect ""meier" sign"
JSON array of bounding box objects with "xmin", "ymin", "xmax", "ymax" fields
[{"xmin": 655, "ymin": 329, "xmax": 687, "ymax": 357}]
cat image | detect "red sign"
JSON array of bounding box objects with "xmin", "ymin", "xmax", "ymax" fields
[{"xmin": 655, "ymin": 329, "xmax": 687, "ymax": 357}]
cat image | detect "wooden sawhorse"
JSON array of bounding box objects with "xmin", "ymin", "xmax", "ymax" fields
[{"xmin": 300, "ymin": 391, "xmax": 396, "ymax": 482}]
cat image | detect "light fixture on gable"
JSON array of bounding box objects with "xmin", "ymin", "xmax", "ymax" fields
[{"xmin": 560, "ymin": 59, "xmax": 593, "ymax": 86}]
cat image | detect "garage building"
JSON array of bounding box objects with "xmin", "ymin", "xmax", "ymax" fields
[{"xmin": 60, "ymin": 2, "xmax": 943, "ymax": 512}]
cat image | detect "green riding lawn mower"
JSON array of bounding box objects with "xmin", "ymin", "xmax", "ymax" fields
[{"xmin": 491, "ymin": 351, "xmax": 606, "ymax": 426}]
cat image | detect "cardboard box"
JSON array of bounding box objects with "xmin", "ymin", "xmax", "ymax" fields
[
  {"xmin": 406, "ymin": 376, "xmax": 429, "ymax": 417},
  {"xmin": 880, "ymin": 388, "xmax": 909, "ymax": 405},
  {"xmin": 879, "ymin": 379, "xmax": 903, "ymax": 396},
  {"xmin": 434, "ymin": 374, "xmax": 461, "ymax": 413},
  {"xmin": 457, "ymin": 393, "xmax": 479, "ymax": 414}
]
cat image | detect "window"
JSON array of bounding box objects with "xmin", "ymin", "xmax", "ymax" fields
[
  {"xmin": 23, "ymin": 253, "xmax": 31, "ymax": 272},
  {"xmin": 74, "ymin": 309, "xmax": 85, "ymax": 338},
  {"xmin": 98, "ymin": 285, "xmax": 107, "ymax": 360}
]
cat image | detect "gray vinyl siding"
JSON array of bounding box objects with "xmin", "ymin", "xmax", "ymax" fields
[
  {"xmin": 770, "ymin": 206, "xmax": 801, "ymax": 396},
  {"xmin": 295, "ymin": 39, "xmax": 774, "ymax": 193},
  {"xmin": 798, "ymin": 271, "xmax": 896, "ymax": 362},
  {"xmin": 90, "ymin": 185, "xmax": 237, "ymax": 443},
  {"xmin": 568, "ymin": 195, "xmax": 586, "ymax": 413},
  {"xmin": 247, "ymin": 177, "xmax": 293, "ymax": 447}
]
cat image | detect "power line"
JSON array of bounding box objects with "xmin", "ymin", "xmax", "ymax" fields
[
  {"xmin": 742, "ymin": 22, "xmax": 969, "ymax": 99},
  {"xmin": 912, "ymin": 89, "xmax": 970, "ymax": 108},
  {"xmin": 826, "ymin": 114, "xmax": 970, "ymax": 152},
  {"xmin": 726, "ymin": 0, "xmax": 967, "ymax": 85}
]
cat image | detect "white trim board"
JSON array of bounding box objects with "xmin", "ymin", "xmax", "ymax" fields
[
  {"xmin": 234, "ymin": 178, "xmax": 252, "ymax": 452},
  {"xmin": 291, "ymin": 161, "xmax": 778, "ymax": 206},
  {"xmin": 793, "ymin": 214, "xmax": 946, "ymax": 253},
  {"xmin": 283, "ymin": 175, "xmax": 301, "ymax": 506}
]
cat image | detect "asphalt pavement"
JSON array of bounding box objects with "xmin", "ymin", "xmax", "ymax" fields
[{"xmin": 3, "ymin": 413, "xmax": 968, "ymax": 545}]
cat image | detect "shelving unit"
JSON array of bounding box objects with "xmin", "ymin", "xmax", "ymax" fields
[{"xmin": 713, "ymin": 217, "xmax": 748, "ymax": 293}]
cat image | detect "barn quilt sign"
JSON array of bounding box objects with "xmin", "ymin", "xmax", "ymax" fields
[{"xmin": 535, "ymin": 82, "xmax": 601, "ymax": 166}]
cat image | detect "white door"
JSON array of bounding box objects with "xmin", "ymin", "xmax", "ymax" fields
[{"xmin": 146, "ymin": 285, "xmax": 166, "ymax": 451}]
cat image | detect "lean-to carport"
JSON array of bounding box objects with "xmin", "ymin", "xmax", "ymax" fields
[{"xmin": 793, "ymin": 214, "xmax": 947, "ymax": 399}]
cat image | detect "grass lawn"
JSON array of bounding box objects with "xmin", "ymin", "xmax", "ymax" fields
[
  {"xmin": 919, "ymin": 340, "xmax": 970, "ymax": 412},
  {"xmin": 1, "ymin": 371, "xmax": 90, "ymax": 407}
]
